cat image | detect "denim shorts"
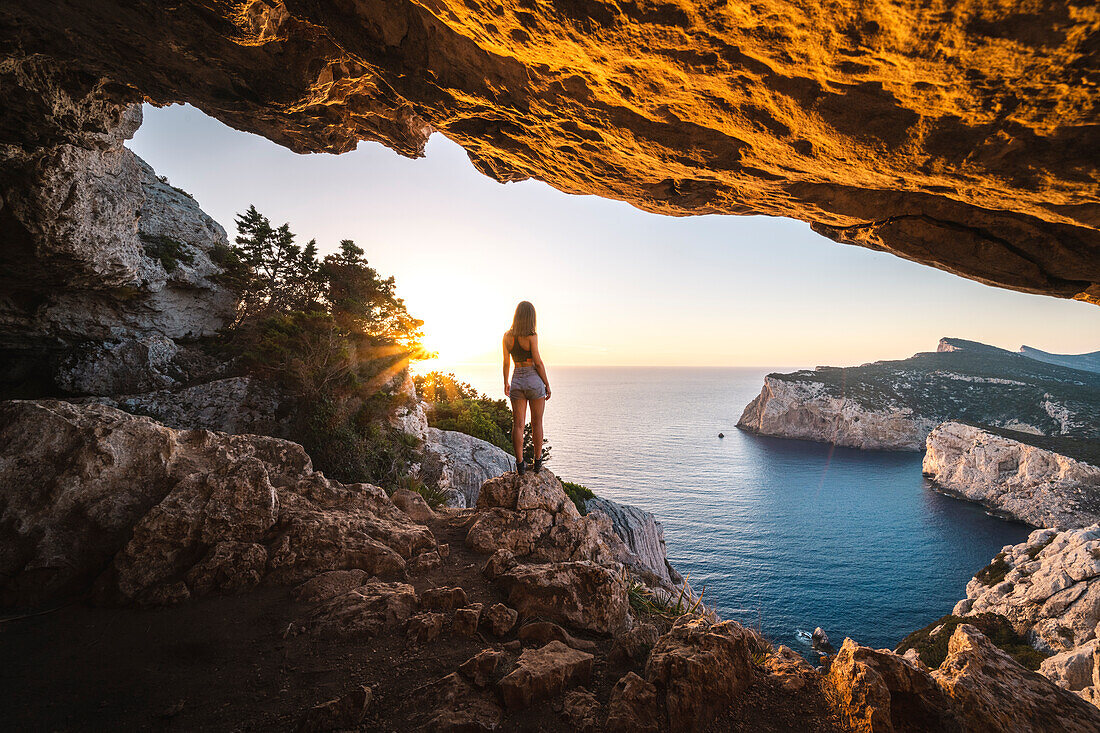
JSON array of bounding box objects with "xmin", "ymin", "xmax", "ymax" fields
[{"xmin": 510, "ymin": 366, "xmax": 546, "ymax": 400}]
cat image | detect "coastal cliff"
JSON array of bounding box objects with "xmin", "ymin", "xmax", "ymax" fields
[
  {"xmin": 738, "ymin": 338, "xmax": 1100, "ymax": 451},
  {"xmin": 924, "ymin": 422, "xmax": 1100, "ymax": 529},
  {"xmin": 737, "ymin": 375, "xmax": 935, "ymax": 450}
]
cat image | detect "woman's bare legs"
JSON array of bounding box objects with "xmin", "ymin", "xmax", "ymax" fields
[
  {"xmin": 529, "ymin": 397, "xmax": 546, "ymax": 467},
  {"xmin": 511, "ymin": 396, "xmax": 528, "ymax": 465}
]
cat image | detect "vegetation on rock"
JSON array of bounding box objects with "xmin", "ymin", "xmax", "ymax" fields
[
  {"xmin": 895, "ymin": 612, "xmax": 1048, "ymax": 670},
  {"xmin": 562, "ymin": 481, "xmax": 594, "ymax": 516}
]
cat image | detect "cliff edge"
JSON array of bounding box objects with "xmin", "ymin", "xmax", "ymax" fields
[
  {"xmin": 924, "ymin": 422, "xmax": 1100, "ymax": 529},
  {"xmin": 738, "ymin": 338, "xmax": 1100, "ymax": 451}
]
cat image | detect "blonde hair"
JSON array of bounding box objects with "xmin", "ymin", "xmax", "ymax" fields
[{"xmin": 509, "ymin": 301, "xmax": 537, "ymax": 337}]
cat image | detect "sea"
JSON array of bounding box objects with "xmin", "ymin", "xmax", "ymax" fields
[{"xmin": 442, "ymin": 365, "xmax": 1032, "ymax": 654}]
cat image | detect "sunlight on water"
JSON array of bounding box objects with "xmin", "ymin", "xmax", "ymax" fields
[{"xmin": 445, "ymin": 365, "xmax": 1032, "ymax": 651}]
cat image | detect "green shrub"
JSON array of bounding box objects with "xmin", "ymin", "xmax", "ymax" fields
[
  {"xmin": 295, "ymin": 396, "xmax": 416, "ymax": 489},
  {"xmin": 562, "ymin": 481, "xmax": 594, "ymax": 516},
  {"xmin": 394, "ymin": 473, "xmax": 449, "ymax": 509},
  {"xmin": 975, "ymin": 552, "xmax": 1010, "ymax": 586},
  {"xmin": 430, "ymin": 398, "xmax": 512, "ymax": 452},
  {"xmin": 895, "ymin": 613, "xmax": 1049, "ymax": 670},
  {"xmin": 141, "ymin": 233, "xmax": 194, "ymax": 272}
]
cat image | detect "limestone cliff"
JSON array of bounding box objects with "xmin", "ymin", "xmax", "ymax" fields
[
  {"xmin": 737, "ymin": 375, "xmax": 936, "ymax": 450},
  {"xmin": 0, "ymin": 2, "xmax": 1096, "ymax": 304},
  {"xmin": 924, "ymin": 421, "xmax": 1100, "ymax": 528},
  {"xmin": 738, "ymin": 338, "xmax": 1100, "ymax": 450},
  {"xmin": 586, "ymin": 496, "xmax": 684, "ymax": 590}
]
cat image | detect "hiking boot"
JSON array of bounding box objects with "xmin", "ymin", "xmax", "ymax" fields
[
  {"xmin": 517, "ymin": 460, "xmax": 526, "ymax": 476},
  {"xmin": 532, "ymin": 459, "xmax": 543, "ymax": 474}
]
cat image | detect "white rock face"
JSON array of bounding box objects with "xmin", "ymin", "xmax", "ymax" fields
[
  {"xmin": 586, "ymin": 496, "xmax": 683, "ymax": 589},
  {"xmin": 957, "ymin": 525, "xmax": 1100, "ymax": 706},
  {"xmin": 924, "ymin": 422, "xmax": 1100, "ymax": 528},
  {"xmin": 418, "ymin": 427, "xmax": 514, "ymax": 508},
  {"xmin": 737, "ymin": 376, "xmax": 937, "ymax": 450}
]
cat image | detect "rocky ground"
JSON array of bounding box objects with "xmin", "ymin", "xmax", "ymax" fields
[{"xmin": 3, "ymin": 400, "xmax": 1098, "ymax": 731}]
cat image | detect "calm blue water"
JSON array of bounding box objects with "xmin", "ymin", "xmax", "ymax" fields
[{"xmin": 445, "ymin": 366, "xmax": 1031, "ymax": 652}]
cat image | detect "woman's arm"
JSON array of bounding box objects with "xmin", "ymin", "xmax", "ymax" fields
[
  {"xmin": 530, "ymin": 334, "xmax": 551, "ymax": 399},
  {"xmin": 502, "ymin": 333, "xmax": 512, "ymax": 397}
]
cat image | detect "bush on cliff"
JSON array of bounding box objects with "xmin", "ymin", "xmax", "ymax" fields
[
  {"xmin": 895, "ymin": 612, "xmax": 1049, "ymax": 670},
  {"xmin": 562, "ymin": 481, "xmax": 593, "ymax": 515},
  {"xmin": 219, "ymin": 206, "xmax": 426, "ymax": 488}
]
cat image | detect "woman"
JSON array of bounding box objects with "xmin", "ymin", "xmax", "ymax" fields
[{"xmin": 503, "ymin": 300, "xmax": 551, "ymax": 475}]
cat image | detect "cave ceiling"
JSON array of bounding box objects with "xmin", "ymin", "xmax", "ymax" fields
[{"xmin": 1, "ymin": 0, "xmax": 1097, "ymax": 303}]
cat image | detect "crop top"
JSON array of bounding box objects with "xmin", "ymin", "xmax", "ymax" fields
[{"xmin": 509, "ymin": 333, "xmax": 533, "ymax": 362}]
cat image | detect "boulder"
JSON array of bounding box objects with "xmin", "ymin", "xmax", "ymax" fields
[
  {"xmin": 392, "ymin": 488, "xmax": 435, "ymax": 523},
  {"xmin": 458, "ymin": 649, "xmax": 503, "ymax": 688},
  {"xmin": 586, "ymin": 496, "xmax": 683, "ymax": 587},
  {"xmin": 183, "ymin": 541, "xmax": 267, "ymax": 597},
  {"xmin": 418, "ymin": 427, "xmax": 513, "ymax": 508},
  {"xmin": 291, "ymin": 570, "xmax": 372, "ymax": 603},
  {"xmin": 0, "ymin": 400, "xmax": 437, "ymax": 606},
  {"xmin": 561, "ymin": 688, "xmax": 600, "ymax": 732},
  {"xmin": 497, "ymin": 561, "xmax": 630, "ymax": 634},
  {"xmin": 812, "ymin": 627, "xmax": 835, "ymax": 653},
  {"xmin": 825, "ymin": 638, "xmax": 959, "ymax": 733},
  {"xmin": 485, "ymin": 603, "xmax": 518, "ymax": 637},
  {"xmin": 296, "ymin": 685, "xmax": 373, "ymax": 733},
  {"xmin": 292, "ymin": 581, "xmax": 418, "ymax": 637},
  {"xmin": 453, "ymin": 604, "xmax": 483, "ymax": 637},
  {"xmin": 87, "ymin": 377, "xmax": 286, "ymax": 436},
  {"xmin": 409, "ymin": 550, "xmax": 443, "ymax": 573},
  {"xmin": 518, "ymin": 621, "xmax": 598, "ymax": 652},
  {"xmin": 481, "ymin": 549, "xmax": 517, "ymax": 580},
  {"xmin": 406, "ymin": 612, "xmax": 446, "ymax": 645},
  {"xmin": 1041, "ymin": 640, "xmax": 1099, "ymax": 692},
  {"xmin": 498, "ymin": 641, "xmax": 594, "ymax": 709},
  {"xmin": 606, "ymin": 672, "xmax": 660, "ymax": 733},
  {"xmin": 763, "ymin": 646, "xmax": 819, "ymax": 694},
  {"xmin": 932, "ymin": 624, "xmax": 1100, "ymax": 732},
  {"xmin": 421, "ymin": 586, "xmax": 468, "ymax": 612},
  {"xmin": 644, "ymin": 616, "xmax": 755, "ymax": 733},
  {"xmin": 609, "ymin": 622, "xmax": 660, "ymax": 665},
  {"xmin": 426, "ymin": 672, "xmax": 503, "ymax": 732}
]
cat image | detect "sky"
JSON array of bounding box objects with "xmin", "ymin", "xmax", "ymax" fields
[{"xmin": 128, "ymin": 103, "xmax": 1098, "ymax": 370}]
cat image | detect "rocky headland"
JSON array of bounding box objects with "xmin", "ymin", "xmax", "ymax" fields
[
  {"xmin": 924, "ymin": 421, "xmax": 1100, "ymax": 529},
  {"xmin": 949, "ymin": 525, "xmax": 1100, "ymax": 710},
  {"xmin": 738, "ymin": 338, "xmax": 1100, "ymax": 451}
]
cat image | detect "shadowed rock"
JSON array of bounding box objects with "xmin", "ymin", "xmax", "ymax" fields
[
  {"xmin": 498, "ymin": 640, "xmax": 594, "ymax": 709},
  {"xmin": 0, "ymin": 400, "xmax": 434, "ymax": 606},
  {"xmin": 645, "ymin": 616, "xmax": 756, "ymax": 733}
]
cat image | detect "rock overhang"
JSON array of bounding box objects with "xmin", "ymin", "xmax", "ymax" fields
[{"xmin": 0, "ymin": 0, "xmax": 1096, "ymax": 303}]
